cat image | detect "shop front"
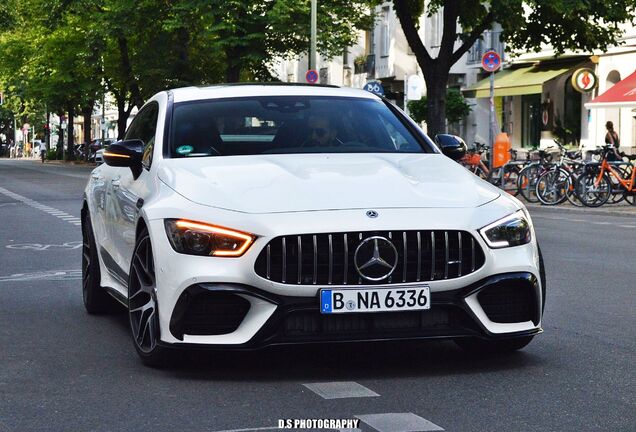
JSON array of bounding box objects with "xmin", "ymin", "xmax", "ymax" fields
[{"xmin": 463, "ymin": 57, "xmax": 592, "ymax": 149}]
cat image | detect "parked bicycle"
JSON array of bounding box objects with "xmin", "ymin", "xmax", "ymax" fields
[{"xmin": 575, "ymin": 145, "xmax": 636, "ymax": 207}]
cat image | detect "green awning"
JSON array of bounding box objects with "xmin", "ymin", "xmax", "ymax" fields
[{"xmin": 463, "ymin": 64, "xmax": 573, "ymax": 98}]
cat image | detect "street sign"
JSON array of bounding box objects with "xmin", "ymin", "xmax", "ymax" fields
[
  {"xmin": 481, "ymin": 51, "xmax": 501, "ymax": 72},
  {"xmin": 571, "ymin": 68, "xmax": 597, "ymax": 93},
  {"xmin": 305, "ymin": 69, "xmax": 319, "ymax": 84},
  {"xmin": 363, "ymin": 81, "xmax": 385, "ymax": 96}
]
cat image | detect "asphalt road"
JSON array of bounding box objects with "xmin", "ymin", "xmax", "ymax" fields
[{"xmin": 0, "ymin": 159, "xmax": 634, "ymax": 432}]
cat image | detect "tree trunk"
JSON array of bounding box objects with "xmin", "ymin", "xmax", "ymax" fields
[
  {"xmin": 225, "ymin": 47, "xmax": 241, "ymax": 83},
  {"xmin": 82, "ymin": 104, "xmax": 93, "ymax": 161},
  {"xmin": 116, "ymin": 96, "xmax": 131, "ymax": 140},
  {"xmin": 45, "ymin": 111, "xmax": 50, "ymax": 153},
  {"xmin": 57, "ymin": 111, "xmax": 64, "ymax": 160},
  {"xmin": 423, "ymin": 70, "xmax": 449, "ymax": 138},
  {"xmin": 67, "ymin": 106, "xmax": 75, "ymax": 161}
]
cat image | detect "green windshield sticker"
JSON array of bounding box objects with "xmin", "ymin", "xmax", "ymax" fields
[{"xmin": 176, "ymin": 145, "xmax": 193, "ymax": 155}]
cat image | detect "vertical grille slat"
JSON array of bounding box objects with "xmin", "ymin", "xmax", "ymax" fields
[
  {"xmin": 328, "ymin": 234, "xmax": 333, "ymax": 285},
  {"xmin": 343, "ymin": 233, "xmax": 348, "ymax": 285},
  {"xmin": 402, "ymin": 232, "xmax": 407, "ymax": 283},
  {"xmin": 297, "ymin": 236, "xmax": 302, "ymax": 284},
  {"xmin": 430, "ymin": 232, "xmax": 436, "ymax": 281},
  {"xmin": 281, "ymin": 237, "xmax": 287, "ymax": 284},
  {"xmin": 444, "ymin": 231, "xmax": 449, "ymax": 279},
  {"xmin": 312, "ymin": 235, "xmax": 318, "ymax": 285},
  {"xmin": 255, "ymin": 230, "xmax": 485, "ymax": 285},
  {"xmin": 458, "ymin": 232, "xmax": 463, "ymax": 277},
  {"xmin": 416, "ymin": 231, "xmax": 422, "ymax": 282}
]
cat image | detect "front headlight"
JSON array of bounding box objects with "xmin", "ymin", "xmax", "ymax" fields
[
  {"xmin": 164, "ymin": 219, "xmax": 255, "ymax": 257},
  {"xmin": 479, "ymin": 211, "xmax": 531, "ymax": 248}
]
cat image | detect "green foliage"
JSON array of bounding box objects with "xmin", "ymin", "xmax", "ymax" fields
[
  {"xmin": 393, "ymin": 0, "xmax": 636, "ymax": 136},
  {"xmin": 0, "ymin": 0, "xmax": 379, "ymax": 140},
  {"xmin": 407, "ymin": 89, "xmax": 471, "ymax": 124},
  {"xmin": 46, "ymin": 148, "xmax": 59, "ymax": 160}
]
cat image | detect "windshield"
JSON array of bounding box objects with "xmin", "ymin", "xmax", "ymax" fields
[{"xmin": 168, "ymin": 96, "xmax": 432, "ymax": 157}]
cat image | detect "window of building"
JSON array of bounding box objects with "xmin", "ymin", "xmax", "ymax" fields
[{"xmin": 380, "ymin": 7, "xmax": 390, "ymax": 57}]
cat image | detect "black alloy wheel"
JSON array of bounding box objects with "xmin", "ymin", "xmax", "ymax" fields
[
  {"xmin": 82, "ymin": 212, "xmax": 117, "ymax": 314},
  {"xmin": 128, "ymin": 228, "xmax": 171, "ymax": 366}
]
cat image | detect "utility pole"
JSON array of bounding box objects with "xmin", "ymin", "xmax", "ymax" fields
[{"xmin": 309, "ymin": 0, "xmax": 317, "ymax": 71}]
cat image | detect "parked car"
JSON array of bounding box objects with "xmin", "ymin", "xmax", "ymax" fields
[{"xmin": 82, "ymin": 84, "xmax": 545, "ymax": 366}]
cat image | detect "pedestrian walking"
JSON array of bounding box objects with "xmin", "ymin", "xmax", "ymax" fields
[
  {"xmin": 40, "ymin": 141, "xmax": 47, "ymax": 163},
  {"xmin": 605, "ymin": 121, "xmax": 620, "ymax": 148}
]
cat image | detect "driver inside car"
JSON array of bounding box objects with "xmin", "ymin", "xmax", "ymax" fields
[{"xmin": 303, "ymin": 115, "xmax": 342, "ymax": 147}]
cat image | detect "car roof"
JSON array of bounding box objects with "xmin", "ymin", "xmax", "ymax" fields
[{"xmin": 169, "ymin": 83, "xmax": 380, "ymax": 104}]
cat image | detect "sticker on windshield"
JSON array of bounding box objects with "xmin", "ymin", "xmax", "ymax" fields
[{"xmin": 176, "ymin": 145, "xmax": 193, "ymax": 155}]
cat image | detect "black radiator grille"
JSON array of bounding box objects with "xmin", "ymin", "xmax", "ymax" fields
[{"xmin": 254, "ymin": 230, "xmax": 485, "ymax": 285}]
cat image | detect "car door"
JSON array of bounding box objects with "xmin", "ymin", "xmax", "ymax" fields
[{"xmin": 108, "ymin": 102, "xmax": 159, "ymax": 281}]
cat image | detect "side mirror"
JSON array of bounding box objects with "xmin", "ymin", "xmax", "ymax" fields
[
  {"xmin": 435, "ymin": 134, "xmax": 467, "ymax": 161},
  {"xmin": 103, "ymin": 139, "xmax": 144, "ymax": 179}
]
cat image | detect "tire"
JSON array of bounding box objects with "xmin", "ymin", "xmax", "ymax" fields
[
  {"xmin": 454, "ymin": 335, "xmax": 535, "ymax": 354},
  {"xmin": 128, "ymin": 227, "xmax": 172, "ymax": 367},
  {"xmin": 536, "ymin": 167, "xmax": 569, "ymax": 205},
  {"xmin": 625, "ymin": 192, "xmax": 635, "ymax": 205},
  {"xmin": 82, "ymin": 212, "xmax": 118, "ymax": 314},
  {"xmin": 538, "ymin": 244, "xmax": 546, "ymax": 312},
  {"xmin": 518, "ymin": 164, "xmax": 541, "ymax": 202},
  {"xmin": 575, "ymin": 172, "xmax": 612, "ymax": 207},
  {"xmin": 607, "ymin": 165, "xmax": 631, "ymax": 204}
]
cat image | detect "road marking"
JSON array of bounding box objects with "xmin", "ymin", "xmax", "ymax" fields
[
  {"xmin": 0, "ymin": 269, "xmax": 81, "ymax": 283},
  {"xmin": 5, "ymin": 241, "xmax": 82, "ymax": 251},
  {"xmin": 303, "ymin": 382, "xmax": 380, "ymax": 400},
  {"xmin": 356, "ymin": 413, "xmax": 444, "ymax": 432},
  {"xmin": 618, "ymin": 225, "xmax": 636, "ymax": 228},
  {"xmin": 0, "ymin": 186, "xmax": 81, "ymax": 227}
]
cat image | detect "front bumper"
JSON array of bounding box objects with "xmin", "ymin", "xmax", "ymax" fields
[
  {"xmin": 145, "ymin": 198, "xmax": 543, "ymax": 347},
  {"xmin": 163, "ymin": 272, "xmax": 542, "ymax": 350}
]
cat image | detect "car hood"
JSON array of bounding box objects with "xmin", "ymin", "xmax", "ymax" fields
[{"xmin": 157, "ymin": 153, "xmax": 500, "ymax": 214}]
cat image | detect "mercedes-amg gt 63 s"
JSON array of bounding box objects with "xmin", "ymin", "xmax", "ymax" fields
[{"xmin": 82, "ymin": 84, "xmax": 545, "ymax": 365}]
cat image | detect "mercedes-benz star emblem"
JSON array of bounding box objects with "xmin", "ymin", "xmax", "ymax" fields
[
  {"xmin": 366, "ymin": 210, "xmax": 378, "ymax": 218},
  {"xmin": 354, "ymin": 236, "xmax": 398, "ymax": 281}
]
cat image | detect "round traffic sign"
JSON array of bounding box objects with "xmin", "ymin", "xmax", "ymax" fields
[
  {"xmin": 363, "ymin": 81, "xmax": 385, "ymax": 96},
  {"xmin": 482, "ymin": 51, "xmax": 501, "ymax": 72},
  {"xmin": 305, "ymin": 69, "xmax": 319, "ymax": 84}
]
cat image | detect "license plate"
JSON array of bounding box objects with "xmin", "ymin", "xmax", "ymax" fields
[{"xmin": 320, "ymin": 286, "xmax": 430, "ymax": 314}]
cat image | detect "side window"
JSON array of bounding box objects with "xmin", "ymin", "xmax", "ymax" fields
[{"xmin": 125, "ymin": 102, "xmax": 159, "ymax": 169}]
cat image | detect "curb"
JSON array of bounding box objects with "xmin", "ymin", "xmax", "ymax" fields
[{"xmin": 525, "ymin": 202, "xmax": 636, "ymax": 217}]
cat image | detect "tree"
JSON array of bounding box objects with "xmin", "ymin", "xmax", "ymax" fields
[
  {"xmin": 393, "ymin": 0, "xmax": 636, "ymax": 138},
  {"xmin": 208, "ymin": 0, "xmax": 380, "ymax": 82},
  {"xmin": 407, "ymin": 88, "xmax": 471, "ymax": 124}
]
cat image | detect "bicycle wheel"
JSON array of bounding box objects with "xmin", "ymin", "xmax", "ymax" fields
[
  {"xmin": 487, "ymin": 165, "xmax": 520, "ymax": 195},
  {"xmin": 518, "ymin": 164, "xmax": 540, "ymax": 202},
  {"xmin": 566, "ymin": 168, "xmax": 583, "ymax": 207},
  {"xmin": 536, "ymin": 168, "xmax": 569, "ymax": 205},
  {"xmin": 607, "ymin": 165, "xmax": 631, "ymax": 204},
  {"xmin": 625, "ymin": 192, "xmax": 635, "ymax": 205},
  {"xmin": 575, "ymin": 172, "xmax": 612, "ymax": 207}
]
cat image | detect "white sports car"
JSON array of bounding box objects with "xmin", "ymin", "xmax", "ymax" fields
[{"xmin": 82, "ymin": 84, "xmax": 545, "ymax": 366}]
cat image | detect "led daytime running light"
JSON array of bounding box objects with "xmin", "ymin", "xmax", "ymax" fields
[
  {"xmin": 174, "ymin": 220, "xmax": 254, "ymax": 256},
  {"xmin": 102, "ymin": 151, "xmax": 131, "ymax": 158}
]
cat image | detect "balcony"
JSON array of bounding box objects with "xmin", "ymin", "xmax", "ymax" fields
[{"xmin": 467, "ymin": 31, "xmax": 505, "ymax": 65}]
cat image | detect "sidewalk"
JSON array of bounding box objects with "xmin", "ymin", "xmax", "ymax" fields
[{"xmin": 525, "ymin": 200, "xmax": 636, "ymax": 217}]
